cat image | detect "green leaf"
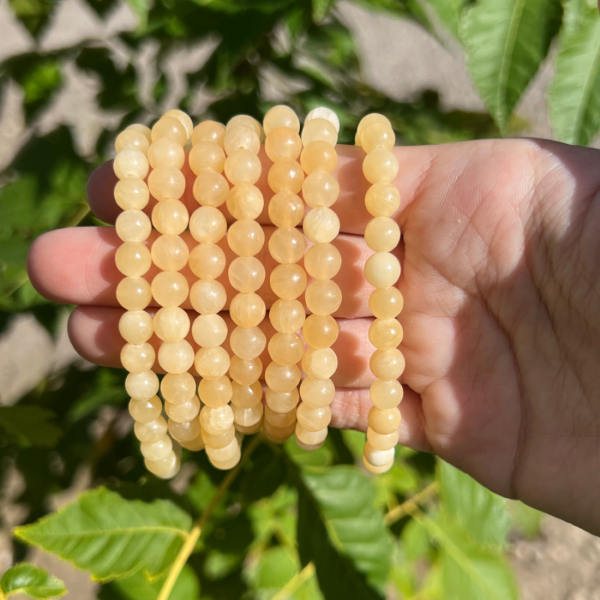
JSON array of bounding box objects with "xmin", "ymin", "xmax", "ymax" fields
[
  {"xmin": 108, "ymin": 565, "xmax": 199, "ymax": 600},
  {"xmin": 124, "ymin": 0, "xmax": 150, "ymax": 30},
  {"xmin": 0, "ymin": 406, "xmax": 62, "ymax": 448},
  {"xmin": 0, "ymin": 563, "xmax": 66, "ymax": 599},
  {"xmin": 548, "ymin": 6, "xmax": 600, "ymax": 145},
  {"xmin": 248, "ymin": 546, "xmax": 299, "ymax": 593},
  {"xmin": 14, "ymin": 488, "xmax": 192, "ymax": 581},
  {"xmin": 460, "ymin": 0, "xmax": 562, "ymax": 130},
  {"xmin": 426, "ymin": 0, "xmax": 468, "ymax": 37},
  {"xmin": 312, "ymin": 0, "xmax": 336, "ymax": 22},
  {"xmin": 508, "ymin": 500, "xmax": 544, "ymax": 538}
]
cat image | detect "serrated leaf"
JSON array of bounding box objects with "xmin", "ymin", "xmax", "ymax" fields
[
  {"xmin": 14, "ymin": 488, "xmax": 192, "ymax": 581},
  {"xmin": 0, "ymin": 563, "xmax": 66, "ymax": 599},
  {"xmin": 108, "ymin": 565, "xmax": 199, "ymax": 600},
  {"xmin": 548, "ymin": 6, "xmax": 600, "ymax": 145},
  {"xmin": 460, "ymin": 0, "xmax": 562, "ymax": 130},
  {"xmin": 0, "ymin": 406, "xmax": 62, "ymax": 448}
]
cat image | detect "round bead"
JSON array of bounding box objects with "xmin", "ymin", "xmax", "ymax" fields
[
  {"xmin": 162, "ymin": 109, "xmax": 193, "ymax": 139},
  {"xmin": 200, "ymin": 404, "xmax": 234, "ymax": 435},
  {"xmin": 268, "ymin": 191, "xmax": 304, "ymax": 228},
  {"xmin": 189, "ymin": 142, "xmax": 226, "ymax": 175},
  {"xmin": 146, "ymin": 452, "xmax": 180, "ymax": 479},
  {"xmin": 267, "ymin": 159, "xmax": 304, "ymax": 194},
  {"xmin": 116, "ymin": 210, "xmax": 151, "ymax": 243},
  {"xmin": 361, "ymin": 122, "xmax": 395, "ymax": 153},
  {"xmin": 295, "ymin": 422, "xmax": 328, "ymax": 446},
  {"xmin": 264, "ymin": 105, "xmax": 300, "ymax": 135},
  {"xmin": 121, "ymin": 342, "xmax": 155, "ymax": 373},
  {"xmin": 192, "ymin": 121, "xmax": 226, "ymax": 147},
  {"xmin": 158, "ymin": 340, "xmax": 195, "ymax": 374},
  {"xmin": 269, "ymin": 299, "xmax": 305, "ymax": 333},
  {"xmin": 179, "ymin": 435, "xmax": 205, "ymax": 451},
  {"xmin": 301, "ymin": 348, "xmax": 338, "ymax": 380},
  {"xmin": 265, "ymin": 405, "xmax": 297, "ymax": 428},
  {"xmin": 192, "ymin": 313, "xmax": 227, "ymax": 348},
  {"xmin": 189, "ymin": 206, "xmax": 227, "ymax": 243},
  {"xmin": 134, "ymin": 415, "xmax": 168, "ymax": 443},
  {"xmin": 148, "ymin": 167, "xmax": 186, "ymax": 201},
  {"xmin": 227, "ymin": 219, "xmax": 265, "ymax": 257},
  {"xmin": 363, "ymin": 148, "xmax": 399, "ymax": 184},
  {"xmin": 270, "ymin": 264, "xmax": 307, "ymax": 300},
  {"xmin": 114, "ymin": 148, "xmax": 149, "ymax": 180},
  {"xmin": 265, "ymin": 363, "xmax": 301, "ymax": 394},
  {"xmin": 153, "ymin": 306, "xmax": 190, "ymax": 343},
  {"xmin": 229, "ymin": 357, "xmax": 263, "ymax": 386},
  {"xmin": 193, "ymin": 171, "xmax": 229, "ymax": 207},
  {"xmin": 129, "ymin": 396, "xmax": 162, "ymax": 423},
  {"xmin": 370, "ymin": 349, "xmax": 405, "ymax": 380},
  {"xmin": 224, "ymin": 149, "xmax": 261, "ymax": 185},
  {"xmin": 301, "ymin": 118, "xmax": 338, "ymax": 146},
  {"xmin": 188, "ymin": 243, "xmax": 226, "ymax": 280},
  {"xmin": 148, "ymin": 137, "xmax": 185, "ymax": 169},
  {"xmin": 126, "ymin": 123, "xmax": 152, "ymax": 142},
  {"xmin": 206, "ymin": 437, "xmax": 241, "ymax": 462},
  {"xmin": 151, "ymin": 234, "xmax": 189, "ymax": 272},
  {"xmin": 151, "ymin": 199, "xmax": 189, "ymax": 235},
  {"xmin": 303, "ymin": 207, "xmax": 340, "ymax": 244},
  {"xmin": 231, "ymin": 380, "xmax": 263, "ymax": 408},
  {"xmin": 162, "ymin": 372, "xmax": 196, "ymax": 404},
  {"xmin": 299, "ymin": 377, "xmax": 335, "ymax": 408},
  {"xmin": 268, "ymin": 227, "xmax": 305, "ymax": 264},
  {"xmin": 116, "ymin": 129, "xmax": 150, "ymax": 154},
  {"xmin": 229, "ymin": 292, "xmax": 266, "ymax": 328},
  {"xmin": 195, "ymin": 347, "xmax": 230, "ymax": 380},
  {"xmin": 368, "ymin": 406, "xmax": 401, "ymax": 435},
  {"xmin": 115, "ymin": 242, "xmax": 151, "ymax": 277},
  {"xmin": 224, "ymin": 125, "xmax": 260, "ymax": 156},
  {"xmin": 364, "ymin": 253, "xmax": 401, "ymax": 288},
  {"xmin": 226, "ymin": 115, "xmax": 262, "ymax": 138},
  {"xmin": 189, "ymin": 280, "xmax": 227, "ymax": 315},
  {"xmin": 305, "ymin": 280, "xmax": 341, "ymax": 316},
  {"xmin": 114, "ymin": 178, "xmax": 149, "ymax": 211},
  {"xmin": 370, "ymin": 379, "xmax": 403, "ymax": 409},
  {"xmin": 265, "ymin": 127, "xmax": 302, "ymax": 161},
  {"xmin": 119, "ymin": 310, "xmax": 153, "ymax": 344},
  {"xmin": 302, "ymin": 171, "xmax": 339, "ymax": 208},
  {"xmin": 141, "ymin": 435, "xmax": 174, "ymax": 461},
  {"xmin": 368, "ymin": 318, "xmax": 403, "ymax": 350},
  {"xmin": 165, "ymin": 395, "xmax": 200, "ymax": 423},
  {"xmin": 369, "ymin": 287, "xmax": 404, "ymax": 318},
  {"xmin": 151, "ymin": 117, "xmax": 187, "ymax": 145},
  {"xmin": 365, "ymin": 183, "xmax": 401, "ymax": 217},
  {"xmin": 169, "ymin": 417, "xmax": 202, "ymax": 443},
  {"xmin": 356, "ymin": 113, "xmax": 391, "ymax": 144},
  {"xmin": 296, "ymin": 404, "xmax": 331, "ymax": 432},
  {"xmin": 228, "ymin": 257, "xmax": 265, "ymax": 293},
  {"xmin": 305, "ymin": 107, "xmax": 340, "ymax": 132},
  {"xmin": 304, "ymin": 243, "xmax": 342, "ymax": 280},
  {"xmin": 226, "ymin": 184, "xmax": 264, "ymax": 220},
  {"xmin": 265, "ymin": 387, "xmax": 299, "ymax": 413},
  {"xmin": 117, "ymin": 277, "xmax": 152, "ymax": 311},
  {"xmin": 151, "ymin": 271, "xmax": 189, "ymax": 309},
  {"xmin": 264, "ymin": 420, "xmax": 295, "ymax": 443},
  {"xmin": 302, "ymin": 314, "xmax": 338, "ymax": 349},
  {"xmin": 364, "ymin": 441, "xmax": 395, "ymax": 467},
  {"xmin": 201, "ymin": 425, "xmax": 235, "ymax": 449},
  {"xmin": 300, "ymin": 140, "xmax": 337, "ymax": 175},
  {"xmin": 232, "ymin": 403, "xmax": 263, "ymax": 427},
  {"xmin": 364, "ymin": 217, "xmax": 400, "ymax": 253},
  {"xmin": 126, "ymin": 371, "xmax": 159, "ymax": 400},
  {"xmin": 268, "ymin": 332, "xmax": 304, "ymax": 366},
  {"xmin": 362, "ymin": 455, "xmax": 393, "ymax": 474},
  {"xmin": 230, "ymin": 326, "xmax": 266, "ymax": 360},
  {"xmin": 209, "ymin": 448, "xmax": 242, "ymax": 470}
]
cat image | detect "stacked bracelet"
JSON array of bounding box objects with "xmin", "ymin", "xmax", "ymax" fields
[{"xmin": 357, "ymin": 113, "xmax": 405, "ymax": 474}]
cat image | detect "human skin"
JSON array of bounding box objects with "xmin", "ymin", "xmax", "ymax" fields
[{"xmin": 27, "ymin": 138, "xmax": 600, "ymax": 535}]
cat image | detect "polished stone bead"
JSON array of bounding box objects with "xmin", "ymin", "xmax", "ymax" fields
[
  {"xmin": 148, "ymin": 137, "xmax": 185, "ymax": 169},
  {"xmin": 162, "ymin": 109, "xmax": 193, "ymax": 138},
  {"xmin": 370, "ymin": 379, "xmax": 403, "ymax": 409},
  {"xmin": 268, "ymin": 227, "xmax": 305, "ymax": 264},
  {"xmin": 267, "ymin": 159, "xmax": 304, "ymax": 194},
  {"xmin": 264, "ymin": 420, "xmax": 295, "ymax": 443},
  {"xmin": 361, "ymin": 122, "xmax": 395, "ymax": 153},
  {"xmin": 188, "ymin": 243, "xmax": 226, "ymax": 280},
  {"xmin": 269, "ymin": 299, "xmax": 305, "ymax": 333},
  {"xmin": 189, "ymin": 280, "xmax": 227, "ymax": 315},
  {"xmin": 263, "ymin": 105, "xmax": 300, "ymax": 135},
  {"xmin": 265, "ymin": 363, "xmax": 301, "ymax": 394},
  {"xmin": 151, "ymin": 199, "xmax": 188, "ymax": 235},
  {"xmin": 301, "ymin": 347, "xmax": 337, "ymax": 379},
  {"xmin": 179, "ymin": 434, "xmax": 205, "ymax": 451},
  {"xmin": 365, "ymin": 183, "xmax": 401, "ymax": 217},
  {"xmin": 365, "ymin": 217, "xmax": 400, "ymax": 253},
  {"xmin": 268, "ymin": 191, "xmax": 304, "ymax": 228},
  {"xmin": 121, "ymin": 342, "xmax": 155, "ymax": 373},
  {"xmin": 305, "ymin": 107, "xmax": 340, "ymax": 132},
  {"xmin": 114, "ymin": 148, "xmax": 149, "ymax": 180},
  {"xmin": 299, "ymin": 377, "xmax": 335, "ymax": 408},
  {"xmin": 230, "ymin": 381, "xmax": 262, "ymax": 409},
  {"xmin": 148, "ymin": 166, "xmax": 186, "ymax": 201},
  {"xmin": 158, "ymin": 340, "xmax": 195, "ymax": 374},
  {"xmin": 302, "ymin": 171, "xmax": 339, "ymax": 208},
  {"xmin": 265, "ymin": 405, "xmax": 297, "ymax": 430},
  {"xmin": 126, "ymin": 370, "xmax": 159, "ymax": 400},
  {"xmin": 116, "ymin": 129, "xmax": 150, "ymax": 154},
  {"xmin": 165, "ymin": 395, "xmax": 200, "ymax": 422},
  {"xmin": 369, "ymin": 287, "xmax": 403, "ymax": 319},
  {"xmin": 228, "ymin": 256, "xmax": 266, "ymax": 293},
  {"xmin": 200, "ymin": 404, "xmax": 234, "ymax": 435},
  {"xmin": 268, "ymin": 332, "xmax": 304, "ymax": 366},
  {"xmin": 300, "ymin": 140, "xmax": 337, "ymax": 175},
  {"xmin": 232, "ymin": 403, "xmax": 263, "ymax": 427},
  {"xmin": 151, "ymin": 234, "xmax": 189, "ymax": 271},
  {"xmin": 265, "ymin": 127, "xmax": 302, "ymax": 161},
  {"xmin": 226, "ymin": 115, "xmax": 262, "ymax": 139},
  {"xmin": 356, "ymin": 113, "xmax": 391, "ymax": 146},
  {"xmin": 115, "ymin": 242, "xmax": 151, "ymax": 277},
  {"xmin": 230, "ymin": 326, "xmax": 266, "ymax": 360},
  {"xmin": 302, "ymin": 314, "xmax": 338, "ymax": 349},
  {"xmin": 129, "ymin": 396, "xmax": 162, "ymax": 423},
  {"xmin": 363, "ymin": 148, "xmax": 399, "ymax": 184},
  {"xmin": 265, "ymin": 387, "xmax": 299, "ymax": 413},
  {"xmin": 229, "ymin": 357, "xmax": 263, "ymax": 386},
  {"xmin": 229, "ymin": 292, "xmax": 266, "ymax": 328},
  {"xmin": 193, "ymin": 170, "xmax": 229, "ymax": 207},
  {"xmin": 119, "ymin": 310, "xmax": 153, "ymax": 344},
  {"xmin": 303, "ymin": 207, "xmax": 340, "ymax": 244},
  {"xmin": 161, "ymin": 372, "xmax": 196, "ymax": 404},
  {"xmin": 301, "ymin": 118, "xmax": 338, "ymax": 147},
  {"xmin": 368, "ymin": 406, "xmax": 401, "ymax": 435},
  {"xmin": 226, "ymin": 184, "xmax": 264, "ymax": 220},
  {"xmin": 189, "ymin": 206, "xmax": 227, "ymax": 243},
  {"xmin": 270, "ymin": 264, "xmax": 307, "ymax": 300},
  {"xmin": 117, "ymin": 276, "xmax": 152, "ymax": 311},
  {"xmin": 116, "ymin": 210, "xmax": 151, "ymax": 243},
  {"xmin": 227, "ymin": 219, "xmax": 265, "ymax": 257},
  {"xmin": 146, "ymin": 452, "xmax": 180, "ymax": 479},
  {"xmin": 209, "ymin": 448, "xmax": 242, "ymax": 470},
  {"xmin": 169, "ymin": 417, "xmax": 202, "ymax": 442},
  {"xmin": 192, "ymin": 313, "xmax": 228, "ymax": 348},
  {"xmin": 362, "ymin": 454, "xmax": 393, "ymax": 474},
  {"xmin": 363, "ymin": 441, "xmax": 395, "ymax": 466},
  {"xmin": 192, "ymin": 120, "xmax": 226, "ymax": 147},
  {"xmin": 224, "ymin": 149, "xmax": 261, "ymax": 185},
  {"xmin": 296, "ymin": 403, "xmax": 331, "ymax": 432},
  {"xmin": 364, "ymin": 252, "xmax": 401, "ymax": 288},
  {"xmin": 195, "ymin": 347, "xmax": 230, "ymax": 380},
  {"xmin": 151, "ymin": 271, "xmax": 189, "ymax": 307},
  {"xmin": 295, "ymin": 422, "xmax": 328, "ymax": 446},
  {"xmin": 151, "ymin": 116, "xmax": 187, "ymax": 145},
  {"xmin": 114, "ymin": 178, "xmax": 149, "ymax": 211},
  {"xmin": 206, "ymin": 437, "xmax": 241, "ymax": 466},
  {"xmin": 305, "ymin": 280, "xmax": 341, "ymax": 316},
  {"xmin": 370, "ymin": 349, "xmax": 405, "ymax": 380},
  {"xmin": 126, "ymin": 123, "xmax": 152, "ymax": 142},
  {"xmin": 201, "ymin": 425, "xmax": 235, "ymax": 449},
  {"xmin": 368, "ymin": 318, "xmax": 403, "ymax": 350},
  {"xmin": 189, "ymin": 142, "xmax": 226, "ymax": 175},
  {"xmin": 134, "ymin": 415, "xmax": 168, "ymax": 443},
  {"xmin": 154, "ymin": 306, "xmax": 190, "ymax": 343},
  {"xmin": 224, "ymin": 125, "xmax": 260, "ymax": 156},
  {"xmin": 303, "ymin": 243, "xmax": 341, "ymax": 280}
]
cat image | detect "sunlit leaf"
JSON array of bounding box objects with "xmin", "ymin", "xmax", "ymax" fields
[{"xmin": 0, "ymin": 563, "xmax": 66, "ymax": 599}]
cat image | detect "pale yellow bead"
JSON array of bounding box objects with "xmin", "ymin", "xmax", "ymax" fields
[
  {"xmin": 189, "ymin": 280, "xmax": 227, "ymax": 315},
  {"xmin": 153, "ymin": 306, "xmax": 190, "ymax": 343},
  {"xmin": 370, "ymin": 379, "xmax": 403, "ymax": 409},
  {"xmin": 148, "ymin": 137, "xmax": 185, "ymax": 169},
  {"xmin": 267, "ymin": 159, "xmax": 304, "ymax": 194},
  {"xmin": 192, "ymin": 121, "xmax": 226, "ymax": 147},
  {"xmin": 268, "ymin": 332, "xmax": 304, "ymax": 366},
  {"xmin": 363, "ymin": 148, "xmax": 399, "ymax": 184},
  {"xmin": 300, "ymin": 141, "xmax": 337, "ymax": 175},
  {"xmin": 199, "ymin": 376, "xmax": 233, "ymax": 408},
  {"xmin": 161, "ymin": 372, "xmax": 196, "ymax": 404},
  {"xmin": 224, "ymin": 149, "xmax": 261, "ymax": 185},
  {"xmin": 121, "ymin": 342, "xmax": 155, "ymax": 373},
  {"xmin": 162, "ymin": 109, "xmax": 193, "ymax": 139},
  {"xmin": 368, "ymin": 318, "xmax": 403, "ymax": 350},
  {"xmin": 151, "ymin": 271, "xmax": 189, "ymax": 307},
  {"xmin": 230, "ymin": 326, "xmax": 266, "ymax": 360},
  {"xmin": 201, "ymin": 425, "xmax": 235, "ymax": 449},
  {"xmin": 151, "ymin": 117, "xmax": 187, "ymax": 145},
  {"xmin": 269, "ymin": 299, "xmax": 305, "ymax": 333},
  {"xmin": 302, "ymin": 314, "xmax": 338, "ymax": 349},
  {"xmin": 141, "ymin": 435, "xmax": 174, "ymax": 461},
  {"xmin": 151, "ymin": 234, "xmax": 189, "ymax": 271},
  {"xmin": 229, "ymin": 357, "xmax": 263, "ymax": 386},
  {"xmin": 126, "ymin": 370, "xmax": 159, "ymax": 400},
  {"xmin": 195, "ymin": 347, "xmax": 230, "ymax": 380},
  {"xmin": 263, "ymin": 105, "xmax": 300, "ymax": 135},
  {"xmin": 165, "ymin": 395, "xmax": 200, "ymax": 422},
  {"xmin": 299, "ymin": 377, "xmax": 335, "ymax": 408},
  {"xmin": 116, "ymin": 210, "xmax": 151, "ymax": 243},
  {"xmin": 268, "ymin": 227, "xmax": 305, "ymax": 264},
  {"xmin": 188, "ymin": 243, "xmax": 226, "ymax": 280},
  {"xmin": 369, "ymin": 287, "xmax": 403, "ymax": 319},
  {"xmin": 364, "ymin": 252, "xmax": 400, "ymax": 288},
  {"xmin": 295, "ymin": 422, "xmax": 328, "ymax": 446},
  {"xmin": 265, "ymin": 405, "xmax": 297, "ymax": 428},
  {"xmin": 368, "ymin": 406, "xmax": 401, "ymax": 435},
  {"xmin": 114, "ymin": 178, "xmax": 149, "ymax": 211},
  {"xmin": 264, "ymin": 420, "xmax": 295, "ymax": 443},
  {"xmin": 114, "ymin": 149, "xmax": 149, "ymax": 180},
  {"xmin": 227, "ymin": 219, "xmax": 265, "ymax": 257},
  {"xmin": 224, "ymin": 125, "xmax": 260, "ymax": 156},
  {"xmin": 193, "ymin": 171, "xmax": 229, "ymax": 207},
  {"xmin": 206, "ymin": 437, "xmax": 241, "ymax": 464},
  {"xmin": 192, "ymin": 313, "xmax": 227, "ymax": 348},
  {"xmin": 305, "ymin": 280, "xmax": 341, "ymax": 316},
  {"xmin": 301, "ymin": 348, "xmax": 337, "ymax": 380},
  {"xmin": 356, "ymin": 113, "xmax": 391, "ymax": 145},
  {"xmin": 151, "ymin": 199, "xmax": 189, "ymax": 235},
  {"xmin": 226, "ymin": 184, "xmax": 264, "ymax": 220},
  {"xmin": 296, "ymin": 404, "xmax": 331, "ymax": 432},
  {"xmin": 116, "ymin": 129, "xmax": 150, "ymax": 154},
  {"xmin": 189, "ymin": 142, "xmax": 226, "ymax": 175},
  {"xmin": 362, "ymin": 454, "xmax": 393, "ymax": 474},
  {"xmin": 365, "ymin": 183, "xmax": 401, "ymax": 217},
  {"xmin": 265, "ymin": 127, "xmax": 302, "ymax": 161},
  {"xmin": 363, "ymin": 440, "xmax": 395, "ymax": 467},
  {"xmin": 232, "ymin": 403, "xmax": 263, "ymax": 427},
  {"xmin": 303, "ymin": 207, "xmax": 340, "ymax": 244},
  {"xmin": 189, "ymin": 206, "xmax": 227, "ymax": 243},
  {"xmin": 129, "ymin": 396, "xmax": 162, "ymax": 423},
  {"xmin": 119, "ymin": 310, "xmax": 153, "ymax": 344},
  {"xmin": 127, "ymin": 123, "xmax": 152, "ymax": 142},
  {"xmin": 209, "ymin": 448, "xmax": 242, "ymax": 470},
  {"xmin": 304, "ymin": 243, "xmax": 341, "ymax": 280},
  {"xmin": 134, "ymin": 415, "xmax": 168, "ymax": 443},
  {"xmin": 365, "ymin": 217, "xmax": 400, "ymax": 253},
  {"xmin": 301, "ymin": 118, "xmax": 338, "ymax": 146},
  {"xmin": 305, "ymin": 107, "xmax": 340, "ymax": 132},
  {"xmin": 361, "ymin": 122, "xmax": 395, "ymax": 153},
  {"xmin": 168, "ymin": 417, "xmax": 202, "ymax": 443},
  {"xmin": 146, "ymin": 452, "xmax": 180, "ymax": 479},
  {"xmin": 229, "ymin": 292, "xmax": 266, "ymax": 328},
  {"xmin": 302, "ymin": 171, "xmax": 339, "ymax": 208},
  {"xmin": 115, "ymin": 242, "xmax": 151, "ymax": 277},
  {"xmin": 226, "ymin": 115, "xmax": 262, "ymax": 139},
  {"xmin": 265, "ymin": 387, "xmax": 299, "ymax": 413},
  {"xmin": 158, "ymin": 340, "xmax": 195, "ymax": 374},
  {"xmin": 265, "ymin": 363, "xmax": 301, "ymax": 394},
  {"xmin": 179, "ymin": 434, "xmax": 205, "ymax": 451},
  {"xmin": 200, "ymin": 404, "xmax": 234, "ymax": 435},
  {"xmin": 370, "ymin": 349, "xmax": 405, "ymax": 380},
  {"xmin": 117, "ymin": 277, "xmax": 152, "ymax": 311},
  {"xmin": 231, "ymin": 380, "xmax": 263, "ymax": 408},
  {"xmin": 228, "ymin": 257, "xmax": 265, "ymax": 293},
  {"xmin": 268, "ymin": 191, "xmax": 304, "ymax": 227},
  {"xmin": 270, "ymin": 264, "xmax": 307, "ymax": 300}
]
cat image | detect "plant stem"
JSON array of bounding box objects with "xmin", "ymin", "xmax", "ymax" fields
[
  {"xmin": 156, "ymin": 434, "xmax": 262, "ymax": 600},
  {"xmin": 271, "ymin": 562, "xmax": 315, "ymax": 600},
  {"xmin": 384, "ymin": 481, "xmax": 439, "ymax": 526}
]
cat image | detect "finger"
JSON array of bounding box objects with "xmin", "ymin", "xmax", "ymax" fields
[{"xmin": 29, "ymin": 226, "xmax": 383, "ymax": 318}]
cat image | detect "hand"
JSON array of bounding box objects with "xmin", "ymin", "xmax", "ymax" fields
[{"xmin": 27, "ymin": 138, "xmax": 600, "ymax": 534}]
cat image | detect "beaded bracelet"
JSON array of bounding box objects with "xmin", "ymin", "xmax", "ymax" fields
[{"xmin": 357, "ymin": 113, "xmax": 405, "ymax": 474}]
